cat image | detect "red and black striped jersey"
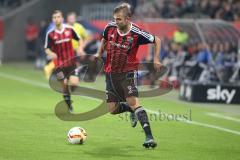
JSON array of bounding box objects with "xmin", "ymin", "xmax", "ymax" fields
[
  {"xmin": 44, "ymin": 24, "xmax": 80, "ymax": 68},
  {"xmin": 103, "ymin": 21, "xmax": 155, "ymax": 73}
]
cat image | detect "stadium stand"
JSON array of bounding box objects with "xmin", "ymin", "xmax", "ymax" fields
[
  {"xmin": 134, "ymin": 0, "xmax": 240, "ymax": 21},
  {"xmin": 0, "ymin": 0, "xmax": 32, "ymax": 15}
]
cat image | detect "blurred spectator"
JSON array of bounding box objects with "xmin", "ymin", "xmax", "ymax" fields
[
  {"xmin": 230, "ymin": 49, "xmax": 240, "ymax": 83},
  {"xmin": 173, "ymin": 27, "xmax": 189, "ymax": 45},
  {"xmin": 0, "ymin": 0, "xmax": 32, "ymax": 15},
  {"xmin": 134, "ymin": 0, "xmax": 240, "ymax": 22},
  {"xmin": 222, "ymin": 2, "xmax": 234, "ymax": 21},
  {"xmin": 84, "ymin": 33, "xmax": 101, "ymax": 55},
  {"xmin": 171, "ymin": 44, "xmax": 188, "ymax": 79},
  {"xmin": 35, "ymin": 20, "xmax": 48, "ymax": 69},
  {"xmin": 196, "ymin": 43, "xmax": 213, "ymax": 65},
  {"xmin": 215, "ymin": 43, "xmax": 237, "ymax": 82},
  {"xmin": 206, "ymin": 0, "xmax": 221, "ymax": 19},
  {"xmin": 185, "ymin": 43, "xmax": 212, "ymax": 81},
  {"xmin": 25, "ymin": 17, "xmax": 39, "ymax": 60}
]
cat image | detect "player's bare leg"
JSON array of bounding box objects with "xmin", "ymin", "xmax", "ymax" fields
[
  {"xmin": 65, "ymin": 75, "xmax": 80, "ymax": 112},
  {"xmin": 108, "ymin": 102, "xmax": 118, "ymax": 114},
  {"xmin": 69, "ymin": 75, "xmax": 79, "ymax": 92},
  {"xmin": 125, "ymin": 96, "xmax": 139, "ymax": 127},
  {"xmin": 126, "ymin": 96, "xmax": 157, "ymax": 148},
  {"xmin": 126, "ymin": 97, "xmax": 139, "ymax": 127},
  {"xmin": 108, "ymin": 102, "xmax": 136, "ymax": 128},
  {"xmin": 61, "ymin": 79, "xmax": 73, "ymax": 112}
]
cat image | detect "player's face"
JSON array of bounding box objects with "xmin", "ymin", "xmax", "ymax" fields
[
  {"xmin": 67, "ymin": 14, "xmax": 76, "ymax": 25},
  {"xmin": 52, "ymin": 13, "xmax": 63, "ymax": 26},
  {"xmin": 113, "ymin": 11, "xmax": 129, "ymax": 31}
]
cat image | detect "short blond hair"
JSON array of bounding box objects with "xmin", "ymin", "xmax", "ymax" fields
[{"xmin": 113, "ymin": 3, "xmax": 132, "ymax": 18}]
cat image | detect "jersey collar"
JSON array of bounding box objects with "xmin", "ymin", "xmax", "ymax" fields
[
  {"xmin": 54, "ymin": 24, "xmax": 66, "ymax": 34},
  {"xmin": 117, "ymin": 23, "xmax": 132, "ymax": 36}
]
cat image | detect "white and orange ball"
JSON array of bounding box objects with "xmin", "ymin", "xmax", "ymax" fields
[{"xmin": 67, "ymin": 127, "xmax": 87, "ymax": 144}]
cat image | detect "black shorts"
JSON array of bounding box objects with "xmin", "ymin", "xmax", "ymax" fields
[
  {"xmin": 55, "ymin": 65, "xmax": 79, "ymax": 81},
  {"xmin": 106, "ymin": 71, "xmax": 138, "ymax": 103}
]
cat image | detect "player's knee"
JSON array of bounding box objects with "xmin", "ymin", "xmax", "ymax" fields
[
  {"xmin": 128, "ymin": 101, "xmax": 136, "ymax": 107},
  {"xmin": 108, "ymin": 103, "xmax": 118, "ymax": 115},
  {"xmin": 69, "ymin": 76, "xmax": 79, "ymax": 86},
  {"xmin": 70, "ymin": 81, "xmax": 78, "ymax": 86},
  {"xmin": 126, "ymin": 96, "xmax": 139, "ymax": 109}
]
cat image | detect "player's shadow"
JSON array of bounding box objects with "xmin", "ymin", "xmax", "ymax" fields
[{"xmin": 83, "ymin": 146, "xmax": 159, "ymax": 158}]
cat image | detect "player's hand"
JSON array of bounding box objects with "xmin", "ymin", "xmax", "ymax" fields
[
  {"xmin": 90, "ymin": 54, "xmax": 100, "ymax": 61},
  {"xmin": 77, "ymin": 48, "xmax": 86, "ymax": 61},
  {"xmin": 47, "ymin": 52, "xmax": 57, "ymax": 60},
  {"xmin": 77, "ymin": 48, "xmax": 86, "ymax": 56},
  {"xmin": 153, "ymin": 59, "xmax": 163, "ymax": 72}
]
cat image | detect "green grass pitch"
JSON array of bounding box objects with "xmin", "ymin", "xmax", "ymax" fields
[{"xmin": 0, "ymin": 63, "xmax": 240, "ymax": 160}]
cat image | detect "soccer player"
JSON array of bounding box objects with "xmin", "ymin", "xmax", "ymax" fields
[
  {"xmin": 94, "ymin": 3, "xmax": 162, "ymax": 148},
  {"xmin": 66, "ymin": 12, "xmax": 89, "ymax": 54},
  {"xmin": 45, "ymin": 10, "xmax": 84, "ymax": 112}
]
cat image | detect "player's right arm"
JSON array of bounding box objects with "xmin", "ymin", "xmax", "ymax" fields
[
  {"xmin": 44, "ymin": 32, "xmax": 57, "ymax": 59},
  {"xmin": 93, "ymin": 23, "xmax": 110, "ymax": 59},
  {"xmin": 95, "ymin": 38, "xmax": 106, "ymax": 58},
  {"xmin": 45, "ymin": 48, "xmax": 57, "ymax": 59}
]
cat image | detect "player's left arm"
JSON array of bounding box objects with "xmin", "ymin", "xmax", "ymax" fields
[
  {"xmin": 137, "ymin": 30, "xmax": 163, "ymax": 71},
  {"xmin": 71, "ymin": 28, "xmax": 86, "ymax": 57},
  {"xmin": 153, "ymin": 36, "xmax": 163, "ymax": 72}
]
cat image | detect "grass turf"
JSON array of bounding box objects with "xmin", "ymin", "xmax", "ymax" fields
[{"xmin": 0, "ymin": 62, "xmax": 240, "ymax": 160}]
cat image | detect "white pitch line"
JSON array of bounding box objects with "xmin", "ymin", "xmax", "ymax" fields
[
  {"xmin": 0, "ymin": 72, "xmax": 49, "ymax": 88},
  {"xmin": 1, "ymin": 71, "xmax": 240, "ymax": 136},
  {"xmin": 0, "ymin": 72, "xmax": 102, "ymax": 102},
  {"xmin": 185, "ymin": 120, "xmax": 240, "ymax": 135},
  {"xmin": 146, "ymin": 109, "xmax": 240, "ymax": 136},
  {"xmin": 207, "ymin": 113, "xmax": 240, "ymax": 123}
]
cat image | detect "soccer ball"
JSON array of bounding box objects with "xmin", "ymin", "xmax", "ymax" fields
[{"xmin": 67, "ymin": 127, "xmax": 87, "ymax": 144}]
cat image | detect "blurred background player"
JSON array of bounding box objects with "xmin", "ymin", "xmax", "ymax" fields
[
  {"xmin": 66, "ymin": 11, "xmax": 89, "ymax": 55},
  {"xmin": 94, "ymin": 3, "xmax": 162, "ymax": 148},
  {"xmin": 45, "ymin": 10, "xmax": 85, "ymax": 112},
  {"xmin": 44, "ymin": 11, "xmax": 89, "ymax": 80}
]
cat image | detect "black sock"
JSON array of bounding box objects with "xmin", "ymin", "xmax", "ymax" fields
[
  {"xmin": 135, "ymin": 107, "xmax": 153, "ymax": 139},
  {"xmin": 63, "ymin": 94, "xmax": 71, "ymax": 107},
  {"xmin": 112, "ymin": 102, "xmax": 133, "ymax": 114}
]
